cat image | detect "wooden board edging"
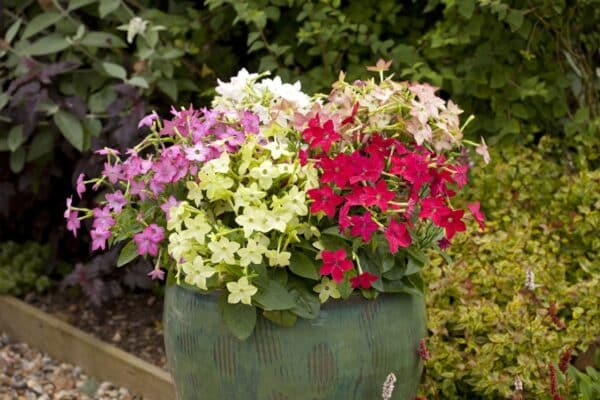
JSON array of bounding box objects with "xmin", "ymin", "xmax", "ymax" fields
[{"xmin": 0, "ymin": 295, "xmax": 176, "ymax": 400}]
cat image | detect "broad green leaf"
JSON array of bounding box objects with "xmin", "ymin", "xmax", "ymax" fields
[
  {"xmin": 0, "ymin": 92, "xmax": 9, "ymax": 110},
  {"xmin": 7, "ymin": 125, "xmax": 24, "ymax": 152},
  {"xmin": 53, "ymin": 110, "xmax": 84, "ymax": 151},
  {"xmin": 68, "ymin": 0, "xmax": 98, "ymax": 11},
  {"xmin": 382, "ymin": 265, "xmax": 405, "ymax": 280},
  {"xmin": 221, "ymin": 301, "xmax": 257, "ymax": 340},
  {"xmin": 27, "ymin": 131, "xmax": 54, "ymax": 161},
  {"xmin": 288, "ymin": 279, "xmax": 320, "ymax": 319},
  {"xmin": 22, "ymin": 34, "xmax": 70, "ymax": 56},
  {"xmin": 102, "ymin": 62, "xmax": 127, "ymax": 80},
  {"xmin": 5, "ymin": 18, "xmax": 22, "ymax": 43},
  {"xmin": 406, "ymin": 247, "xmax": 427, "ymax": 266},
  {"xmin": 99, "ymin": 0, "xmax": 120, "ymax": 17},
  {"xmin": 405, "ymin": 257, "xmax": 421, "ymax": 275},
  {"xmin": 117, "ymin": 240, "xmax": 138, "ymax": 267},
  {"xmin": 289, "ymin": 251, "xmax": 319, "ymax": 280},
  {"xmin": 263, "ymin": 310, "xmax": 297, "ymax": 327},
  {"xmin": 80, "ymin": 32, "xmax": 126, "ymax": 48},
  {"xmin": 127, "ymin": 76, "xmax": 149, "ymax": 89},
  {"xmin": 456, "ymin": 0, "xmax": 475, "ymax": 19},
  {"xmin": 253, "ymin": 280, "xmax": 295, "ymax": 310},
  {"xmin": 83, "ymin": 117, "xmax": 102, "ymax": 137},
  {"xmin": 9, "ymin": 147, "xmax": 26, "ymax": 173},
  {"xmin": 157, "ymin": 79, "xmax": 178, "ymax": 101},
  {"xmin": 506, "ymin": 10, "xmax": 524, "ymax": 32},
  {"xmin": 357, "ymin": 249, "xmax": 383, "ymax": 291},
  {"xmin": 88, "ymin": 88, "xmax": 117, "ymax": 114},
  {"xmin": 22, "ymin": 13, "xmax": 62, "ymax": 40}
]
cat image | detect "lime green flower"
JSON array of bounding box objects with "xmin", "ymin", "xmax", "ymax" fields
[
  {"xmin": 272, "ymin": 185, "xmax": 307, "ymax": 216},
  {"xmin": 313, "ymin": 277, "xmax": 341, "ymax": 303},
  {"xmin": 198, "ymin": 173, "xmax": 234, "ymax": 201},
  {"xmin": 265, "ymin": 250, "xmax": 291, "ymax": 267},
  {"xmin": 168, "ymin": 231, "xmax": 196, "ymax": 261},
  {"xmin": 237, "ymin": 238, "xmax": 268, "ymax": 266},
  {"xmin": 233, "ymin": 183, "xmax": 266, "ymax": 211},
  {"xmin": 201, "ymin": 152, "xmax": 230, "ymax": 174},
  {"xmin": 183, "ymin": 212, "xmax": 212, "ymax": 245},
  {"xmin": 226, "ymin": 276, "xmax": 258, "ymax": 305},
  {"xmin": 264, "ymin": 140, "xmax": 292, "ymax": 159},
  {"xmin": 182, "ymin": 256, "xmax": 216, "ymax": 290},
  {"xmin": 266, "ymin": 207, "xmax": 294, "ymax": 232},
  {"xmin": 235, "ymin": 205, "xmax": 271, "ymax": 237},
  {"xmin": 186, "ymin": 181, "xmax": 203, "ymax": 206},
  {"xmin": 207, "ymin": 237, "xmax": 240, "ymax": 264},
  {"xmin": 167, "ymin": 202, "xmax": 190, "ymax": 232},
  {"xmin": 249, "ymin": 160, "xmax": 281, "ymax": 189}
]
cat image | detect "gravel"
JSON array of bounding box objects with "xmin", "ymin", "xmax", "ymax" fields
[{"xmin": 0, "ymin": 333, "xmax": 142, "ymax": 399}]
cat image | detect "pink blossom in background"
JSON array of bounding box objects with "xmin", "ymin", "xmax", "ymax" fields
[
  {"xmin": 76, "ymin": 173, "xmax": 86, "ymax": 198},
  {"xmin": 105, "ymin": 190, "xmax": 127, "ymax": 213},
  {"xmin": 134, "ymin": 224, "xmax": 165, "ymax": 257},
  {"xmin": 137, "ymin": 111, "xmax": 159, "ymax": 128},
  {"xmin": 147, "ymin": 268, "xmax": 165, "ymax": 281}
]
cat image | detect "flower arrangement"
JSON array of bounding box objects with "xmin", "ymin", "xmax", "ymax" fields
[{"xmin": 66, "ymin": 61, "xmax": 488, "ymax": 339}]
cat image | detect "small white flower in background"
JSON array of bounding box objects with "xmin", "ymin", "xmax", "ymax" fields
[
  {"xmin": 525, "ymin": 268, "xmax": 536, "ymax": 291},
  {"xmin": 215, "ymin": 68, "xmax": 260, "ymax": 100},
  {"xmin": 514, "ymin": 375, "xmax": 523, "ymax": 391},
  {"xmin": 256, "ymin": 76, "xmax": 311, "ymax": 109},
  {"xmin": 381, "ymin": 372, "xmax": 396, "ymax": 400},
  {"xmin": 118, "ymin": 17, "xmax": 148, "ymax": 44}
]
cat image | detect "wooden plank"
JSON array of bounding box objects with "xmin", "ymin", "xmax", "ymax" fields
[{"xmin": 0, "ymin": 296, "xmax": 176, "ymax": 400}]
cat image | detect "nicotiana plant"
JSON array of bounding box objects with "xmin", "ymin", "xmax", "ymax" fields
[{"xmin": 65, "ymin": 61, "xmax": 488, "ymax": 339}]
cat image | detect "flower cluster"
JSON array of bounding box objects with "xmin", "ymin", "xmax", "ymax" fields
[{"xmin": 66, "ymin": 65, "xmax": 487, "ymax": 339}]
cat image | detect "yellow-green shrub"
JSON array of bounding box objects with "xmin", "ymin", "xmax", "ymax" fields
[{"xmin": 422, "ymin": 138, "xmax": 600, "ymax": 399}]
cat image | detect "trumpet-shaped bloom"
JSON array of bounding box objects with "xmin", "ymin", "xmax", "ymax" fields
[
  {"xmin": 133, "ymin": 224, "xmax": 165, "ymax": 257},
  {"xmin": 320, "ymin": 249, "xmax": 353, "ymax": 282},
  {"xmin": 313, "ymin": 277, "xmax": 341, "ymax": 303},
  {"xmin": 182, "ymin": 256, "xmax": 216, "ymax": 290},
  {"xmin": 226, "ymin": 276, "xmax": 258, "ymax": 305},
  {"xmin": 207, "ymin": 237, "xmax": 240, "ymax": 265}
]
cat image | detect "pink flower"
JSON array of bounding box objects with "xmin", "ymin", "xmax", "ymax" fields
[
  {"xmin": 133, "ymin": 224, "xmax": 165, "ymax": 257},
  {"xmin": 137, "ymin": 111, "xmax": 159, "ymax": 128},
  {"xmin": 147, "ymin": 268, "xmax": 165, "ymax": 281},
  {"xmin": 452, "ymin": 164, "xmax": 469, "ymax": 188},
  {"xmin": 320, "ymin": 249, "xmax": 353, "ymax": 282},
  {"xmin": 184, "ymin": 143, "xmax": 210, "ymax": 162},
  {"xmin": 95, "ymin": 147, "xmax": 120, "ymax": 156},
  {"xmin": 91, "ymin": 228, "xmax": 111, "ymax": 251},
  {"xmin": 105, "ymin": 190, "xmax": 127, "ymax": 213},
  {"xmin": 76, "ymin": 173, "xmax": 86, "ymax": 198},
  {"xmin": 350, "ymin": 213, "xmax": 379, "ymax": 242},
  {"xmin": 384, "ymin": 219, "xmax": 412, "ymax": 253},
  {"xmin": 475, "ymin": 136, "xmax": 490, "ymax": 164},
  {"xmin": 350, "ymin": 272, "xmax": 378, "ymax": 289},
  {"xmin": 160, "ymin": 196, "xmax": 180, "ymax": 219},
  {"xmin": 92, "ymin": 207, "xmax": 116, "ymax": 231},
  {"xmin": 64, "ymin": 197, "xmax": 80, "ymax": 237},
  {"xmin": 102, "ymin": 162, "xmax": 124, "ymax": 184},
  {"xmin": 130, "ymin": 180, "xmax": 148, "ymax": 200},
  {"xmin": 468, "ymin": 201, "xmax": 485, "ymax": 230},
  {"xmin": 240, "ymin": 111, "xmax": 259, "ymax": 134}
]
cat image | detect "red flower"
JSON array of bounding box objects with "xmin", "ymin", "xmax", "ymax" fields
[
  {"xmin": 302, "ymin": 115, "xmax": 341, "ymax": 153},
  {"xmin": 360, "ymin": 180, "xmax": 395, "ymax": 211},
  {"xmin": 298, "ymin": 148, "xmax": 308, "ymax": 166},
  {"xmin": 468, "ymin": 201, "xmax": 485, "ymax": 230},
  {"xmin": 385, "ymin": 219, "xmax": 412, "ymax": 253},
  {"xmin": 417, "ymin": 338, "xmax": 430, "ymax": 361},
  {"xmin": 350, "ymin": 213, "xmax": 379, "ymax": 242},
  {"xmin": 452, "ymin": 163, "xmax": 469, "ymax": 188},
  {"xmin": 390, "ymin": 152, "xmax": 432, "ymax": 191},
  {"xmin": 348, "ymin": 151, "xmax": 385, "ymax": 184},
  {"xmin": 350, "ymin": 272, "xmax": 379, "ymax": 289},
  {"xmin": 418, "ymin": 197, "xmax": 451, "ymax": 225},
  {"xmin": 338, "ymin": 202, "xmax": 352, "ymax": 232},
  {"xmin": 429, "ymin": 168, "xmax": 454, "ymax": 197},
  {"xmin": 319, "ymin": 153, "xmax": 353, "ymax": 188},
  {"xmin": 365, "ymin": 133, "xmax": 397, "ymax": 158},
  {"xmin": 436, "ymin": 209, "xmax": 466, "ymax": 240},
  {"xmin": 320, "ymin": 249, "xmax": 353, "ymax": 282},
  {"xmin": 341, "ymin": 102, "xmax": 359, "ymax": 125},
  {"xmin": 307, "ymin": 186, "xmax": 343, "ymax": 218}
]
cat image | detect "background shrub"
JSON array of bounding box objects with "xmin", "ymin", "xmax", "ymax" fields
[
  {"xmin": 422, "ymin": 138, "xmax": 600, "ymax": 398},
  {"xmin": 0, "ymin": 241, "xmax": 54, "ymax": 295}
]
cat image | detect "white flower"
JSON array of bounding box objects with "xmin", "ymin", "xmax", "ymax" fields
[
  {"xmin": 215, "ymin": 68, "xmax": 260, "ymax": 100},
  {"xmin": 514, "ymin": 375, "xmax": 523, "ymax": 392},
  {"xmin": 119, "ymin": 17, "xmax": 148, "ymax": 44},
  {"xmin": 525, "ymin": 268, "xmax": 537, "ymax": 291},
  {"xmin": 256, "ymin": 76, "xmax": 311, "ymax": 109},
  {"xmin": 381, "ymin": 372, "xmax": 397, "ymax": 400}
]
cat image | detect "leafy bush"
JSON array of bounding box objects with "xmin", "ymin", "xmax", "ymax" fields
[
  {"xmin": 0, "ymin": 241, "xmax": 53, "ymax": 295},
  {"xmin": 421, "ymin": 138, "xmax": 600, "ymax": 398}
]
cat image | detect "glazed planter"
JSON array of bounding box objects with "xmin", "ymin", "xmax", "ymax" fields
[{"xmin": 164, "ymin": 284, "xmax": 427, "ymax": 399}]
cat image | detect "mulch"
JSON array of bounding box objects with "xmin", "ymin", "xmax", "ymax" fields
[{"xmin": 24, "ymin": 290, "xmax": 166, "ymax": 370}]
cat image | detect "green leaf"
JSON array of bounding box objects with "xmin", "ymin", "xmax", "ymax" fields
[
  {"xmin": 69, "ymin": 0, "xmax": 98, "ymax": 11},
  {"xmin": 0, "ymin": 138, "xmax": 8, "ymax": 151},
  {"xmin": 88, "ymin": 88, "xmax": 117, "ymax": 114},
  {"xmin": 263, "ymin": 310, "xmax": 297, "ymax": 327},
  {"xmin": 157, "ymin": 79, "xmax": 178, "ymax": 101},
  {"xmin": 381, "ymin": 278, "xmax": 421, "ymax": 295},
  {"xmin": 127, "ymin": 76, "xmax": 149, "ymax": 89},
  {"xmin": 82, "ymin": 117, "xmax": 102, "ymax": 137},
  {"xmin": 221, "ymin": 301, "xmax": 257, "ymax": 340},
  {"xmin": 7, "ymin": 125, "xmax": 24, "ymax": 152},
  {"xmin": 357, "ymin": 249, "xmax": 383, "ymax": 291},
  {"xmin": 506, "ymin": 10, "xmax": 524, "ymax": 32},
  {"xmin": 0, "ymin": 92, "xmax": 9, "ymax": 110},
  {"xmin": 22, "ymin": 34, "xmax": 70, "ymax": 56},
  {"xmin": 9, "ymin": 147, "xmax": 26, "ymax": 173},
  {"xmin": 289, "ymin": 251, "xmax": 319, "ymax": 280},
  {"xmin": 22, "ymin": 13, "xmax": 62, "ymax": 40},
  {"xmin": 5, "ymin": 18, "xmax": 22, "ymax": 43},
  {"xmin": 102, "ymin": 62, "xmax": 127, "ymax": 80},
  {"xmin": 253, "ymin": 280, "xmax": 295, "ymax": 310},
  {"xmin": 288, "ymin": 279, "xmax": 320, "ymax": 319},
  {"xmin": 406, "ymin": 257, "xmax": 421, "ymax": 275},
  {"xmin": 27, "ymin": 131, "xmax": 54, "ymax": 161},
  {"xmin": 80, "ymin": 32, "xmax": 126, "ymax": 48},
  {"xmin": 53, "ymin": 110, "xmax": 84, "ymax": 151},
  {"xmin": 406, "ymin": 247, "xmax": 427, "ymax": 266},
  {"xmin": 99, "ymin": 0, "xmax": 120, "ymax": 17},
  {"xmin": 456, "ymin": 0, "xmax": 475, "ymax": 19},
  {"xmin": 117, "ymin": 241, "xmax": 138, "ymax": 267}
]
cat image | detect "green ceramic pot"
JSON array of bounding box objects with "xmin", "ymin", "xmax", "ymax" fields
[{"xmin": 164, "ymin": 284, "xmax": 426, "ymax": 400}]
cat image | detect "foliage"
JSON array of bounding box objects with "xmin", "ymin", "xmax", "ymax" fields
[
  {"xmin": 421, "ymin": 138, "xmax": 600, "ymax": 398},
  {"xmin": 0, "ymin": 240, "xmax": 53, "ymax": 295},
  {"xmin": 65, "ymin": 68, "xmax": 486, "ymax": 339}
]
